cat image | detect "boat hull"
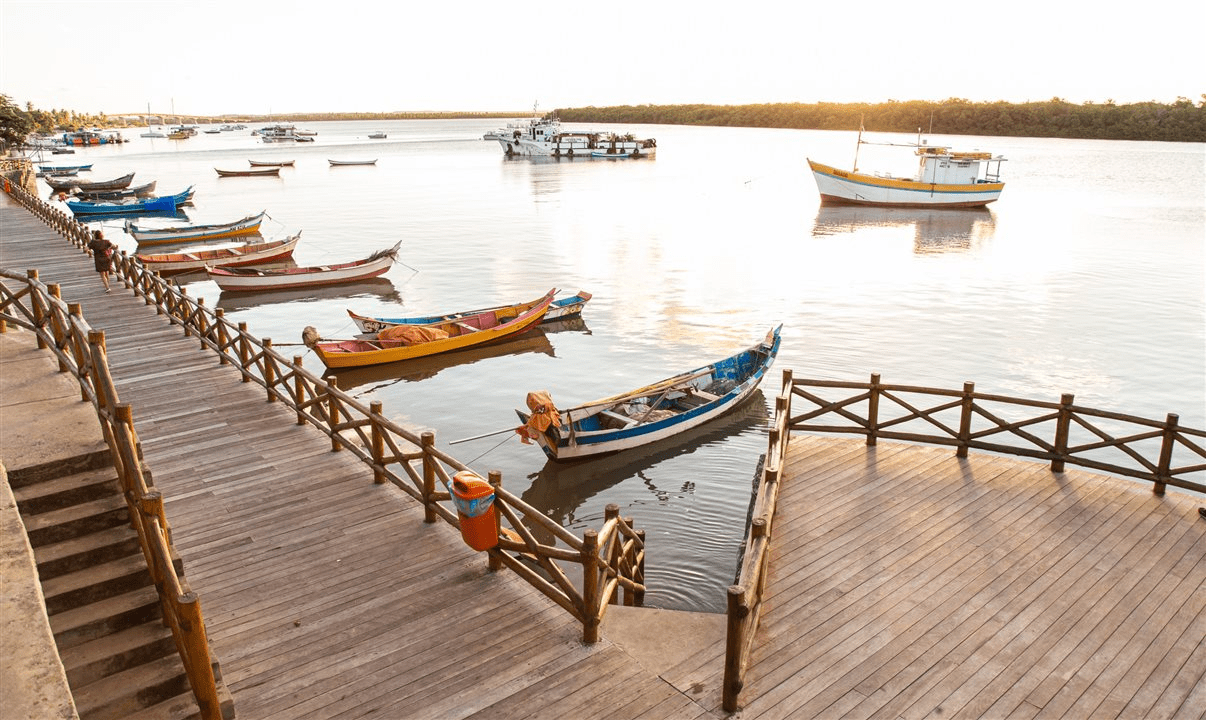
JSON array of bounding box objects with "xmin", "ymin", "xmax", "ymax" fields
[
  {"xmin": 67, "ymin": 195, "xmax": 175, "ymax": 215},
  {"xmin": 135, "ymin": 234, "xmax": 300, "ymax": 275},
  {"xmin": 126, "ymin": 211, "xmax": 267, "ymax": 244},
  {"xmin": 808, "ymin": 159, "xmax": 1003, "ymax": 208},
  {"xmin": 517, "ymin": 327, "xmax": 781, "ymax": 461},
  {"xmin": 313, "ymin": 291, "xmax": 557, "ymax": 368},
  {"xmin": 348, "ymin": 291, "xmax": 592, "ymax": 333},
  {"xmin": 207, "ymin": 242, "xmax": 400, "ymax": 292}
]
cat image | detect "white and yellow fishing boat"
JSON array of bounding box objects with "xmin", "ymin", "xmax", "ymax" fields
[{"xmin": 808, "ymin": 127, "xmax": 1006, "ymax": 208}]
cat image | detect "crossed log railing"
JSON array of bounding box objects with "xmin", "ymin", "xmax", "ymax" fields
[
  {"xmin": 722, "ymin": 368, "xmax": 1206, "ymax": 711},
  {"xmin": 0, "ymin": 268, "xmax": 226, "ymax": 720},
  {"xmin": 2, "ymin": 178, "xmax": 646, "ymax": 647}
]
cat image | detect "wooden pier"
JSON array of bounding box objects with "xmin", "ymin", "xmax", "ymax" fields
[{"xmin": 4, "ymin": 184, "xmax": 1204, "ymax": 719}]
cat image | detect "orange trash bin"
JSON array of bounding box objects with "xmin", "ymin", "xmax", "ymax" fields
[{"xmin": 451, "ymin": 471, "xmax": 498, "ymax": 551}]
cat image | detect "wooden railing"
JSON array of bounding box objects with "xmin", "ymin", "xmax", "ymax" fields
[
  {"xmin": 2, "ymin": 179, "xmax": 646, "ymax": 645},
  {"xmin": 0, "ymin": 269, "xmax": 225, "ymax": 720},
  {"xmin": 722, "ymin": 368, "xmax": 1205, "ymax": 711}
]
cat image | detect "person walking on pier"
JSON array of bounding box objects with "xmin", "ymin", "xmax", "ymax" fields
[{"xmin": 87, "ymin": 229, "xmax": 115, "ymax": 293}]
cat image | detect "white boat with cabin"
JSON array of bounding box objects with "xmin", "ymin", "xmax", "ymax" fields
[
  {"xmin": 808, "ymin": 126, "xmax": 1006, "ymax": 208},
  {"xmin": 493, "ymin": 116, "xmax": 656, "ymax": 159}
]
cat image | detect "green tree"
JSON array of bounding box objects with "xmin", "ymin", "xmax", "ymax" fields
[{"xmin": 0, "ymin": 94, "xmax": 34, "ymax": 150}]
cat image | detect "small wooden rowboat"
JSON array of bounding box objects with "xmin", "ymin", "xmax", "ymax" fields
[
  {"xmin": 38, "ymin": 164, "xmax": 93, "ymax": 173},
  {"xmin": 303, "ymin": 289, "xmax": 557, "ymax": 369},
  {"xmin": 46, "ymin": 171, "xmax": 136, "ymax": 192},
  {"xmin": 347, "ymin": 290, "xmax": 592, "ymax": 333},
  {"xmin": 206, "ymin": 241, "xmax": 401, "ymax": 292},
  {"xmin": 66, "ymin": 194, "xmax": 176, "ymax": 216},
  {"xmin": 516, "ymin": 326, "xmax": 782, "ymax": 461},
  {"xmin": 328, "ymin": 159, "xmax": 377, "ymax": 166},
  {"xmin": 248, "ymin": 159, "xmax": 295, "ymax": 167},
  {"xmin": 215, "ymin": 167, "xmax": 281, "ymax": 177},
  {"xmin": 135, "ymin": 233, "xmax": 301, "ymax": 275},
  {"xmin": 125, "ymin": 211, "xmax": 267, "ymax": 245},
  {"xmin": 76, "ymin": 180, "xmax": 158, "ymax": 201}
]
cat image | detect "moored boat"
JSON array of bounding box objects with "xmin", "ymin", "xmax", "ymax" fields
[
  {"xmin": 248, "ymin": 159, "xmax": 295, "ymax": 167},
  {"xmin": 75, "ymin": 180, "xmax": 158, "ymax": 201},
  {"xmin": 808, "ymin": 126, "xmax": 1006, "ymax": 208},
  {"xmin": 66, "ymin": 194, "xmax": 176, "ymax": 216},
  {"xmin": 515, "ymin": 326, "xmax": 782, "ymax": 461},
  {"xmin": 125, "ymin": 210, "xmax": 267, "ymax": 244},
  {"xmin": 367, "ymin": 132, "xmax": 387, "ymax": 139},
  {"xmin": 206, "ymin": 241, "xmax": 402, "ymax": 292},
  {"xmin": 347, "ymin": 290, "xmax": 592, "ymax": 333},
  {"xmin": 328, "ymin": 159, "xmax": 377, "ymax": 166},
  {"xmin": 38, "ymin": 164, "xmax": 92, "ymax": 173},
  {"xmin": 303, "ymin": 288, "xmax": 558, "ymax": 369},
  {"xmin": 45, "ymin": 172, "xmax": 136, "ymax": 192},
  {"xmin": 495, "ymin": 115, "xmax": 656, "ymax": 159},
  {"xmin": 215, "ymin": 167, "xmax": 281, "ymax": 177},
  {"xmin": 135, "ymin": 233, "xmax": 301, "ymax": 275}
]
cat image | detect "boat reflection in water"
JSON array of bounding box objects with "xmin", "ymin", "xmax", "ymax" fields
[
  {"xmin": 812, "ymin": 205, "xmax": 995, "ymax": 253},
  {"xmin": 329, "ymin": 327, "xmax": 557, "ymax": 392},
  {"xmin": 519, "ymin": 388, "xmax": 768, "ymax": 544},
  {"xmin": 329, "ymin": 316, "xmax": 589, "ymax": 392},
  {"xmin": 214, "ymin": 276, "xmax": 400, "ymax": 312}
]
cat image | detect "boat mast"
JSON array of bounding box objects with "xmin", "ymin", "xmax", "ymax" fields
[{"xmin": 853, "ymin": 115, "xmax": 864, "ymax": 172}]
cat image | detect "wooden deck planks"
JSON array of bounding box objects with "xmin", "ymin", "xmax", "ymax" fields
[{"xmin": 728, "ymin": 435, "xmax": 1206, "ymax": 719}]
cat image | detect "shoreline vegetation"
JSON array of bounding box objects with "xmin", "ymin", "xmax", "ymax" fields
[{"xmin": 4, "ymin": 96, "xmax": 1204, "ymax": 145}]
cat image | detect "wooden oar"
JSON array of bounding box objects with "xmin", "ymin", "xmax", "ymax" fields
[{"xmin": 563, "ymin": 367, "xmax": 714, "ymax": 415}]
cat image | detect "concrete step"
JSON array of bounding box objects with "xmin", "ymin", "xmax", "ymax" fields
[
  {"xmin": 42, "ymin": 551, "xmax": 177, "ymax": 616},
  {"xmin": 61, "ymin": 620, "xmax": 177, "ymax": 689},
  {"xmin": 10, "ymin": 466, "xmax": 120, "ymax": 515},
  {"xmin": 22, "ymin": 492, "xmax": 129, "ymax": 547},
  {"xmin": 35, "ymin": 524, "xmax": 143, "ymax": 580},
  {"xmin": 70, "ymin": 652, "xmax": 191, "ymax": 720},
  {"xmin": 50, "ymin": 584, "xmax": 162, "ymax": 650}
]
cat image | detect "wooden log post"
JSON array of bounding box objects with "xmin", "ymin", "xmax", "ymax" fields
[
  {"xmin": 635, "ymin": 529, "xmax": 646, "ymax": 607},
  {"xmin": 263, "ymin": 339, "xmax": 276, "ymax": 402},
  {"xmin": 27, "ymin": 270, "xmax": 47, "ymax": 349},
  {"xmin": 867, "ymin": 372, "xmax": 881, "ymax": 446},
  {"xmin": 327, "ymin": 376, "xmax": 341, "ymax": 450},
  {"xmin": 723, "ymin": 584, "xmax": 749, "ymax": 713},
  {"xmin": 47, "ymin": 284, "xmax": 68, "ymax": 373},
  {"xmin": 421, "ymin": 432, "xmax": 437, "ymax": 523},
  {"xmin": 605, "ymin": 504, "xmax": 620, "ymax": 606},
  {"xmin": 488, "ymin": 470, "xmax": 503, "ymax": 571},
  {"xmin": 215, "ymin": 309, "xmax": 229, "ymax": 365},
  {"xmin": 1154, "ymin": 413, "xmax": 1178, "ymax": 496},
  {"xmin": 179, "ymin": 288, "xmax": 190, "ymax": 336},
  {"xmin": 957, "ymin": 381, "xmax": 975, "ymax": 458},
  {"xmin": 68, "ymin": 304, "xmax": 88, "ymax": 401},
  {"xmin": 195, "ymin": 297, "xmax": 208, "ymax": 349},
  {"xmin": 371, "ymin": 401, "xmax": 386, "ymax": 483},
  {"xmin": 88, "ymin": 330, "xmax": 109, "ymax": 411},
  {"xmin": 295, "ymin": 357, "xmax": 307, "ymax": 425},
  {"xmin": 751, "ymin": 518, "xmax": 770, "ymax": 597},
  {"xmin": 175, "ymin": 592, "xmax": 222, "ymax": 720},
  {"xmin": 582, "ymin": 529, "xmax": 600, "ymax": 643},
  {"xmin": 1052, "ymin": 393, "xmax": 1074, "ymax": 473},
  {"xmin": 237, "ymin": 322, "xmax": 250, "ymax": 382}
]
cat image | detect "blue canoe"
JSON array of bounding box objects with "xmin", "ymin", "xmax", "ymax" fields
[
  {"xmin": 67, "ymin": 194, "xmax": 177, "ymax": 216},
  {"xmin": 515, "ymin": 326, "xmax": 782, "ymax": 461},
  {"xmin": 347, "ymin": 290, "xmax": 592, "ymax": 334}
]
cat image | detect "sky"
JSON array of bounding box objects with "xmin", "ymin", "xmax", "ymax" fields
[{"xmin": 2, "ymin": 0, "xmax": 1202, "ymax": 117}]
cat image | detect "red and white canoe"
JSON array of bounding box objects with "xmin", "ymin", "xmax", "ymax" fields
[
  {"xmin": 135, "ymin": 233, "xmax": 301, "ymax": 276},
  {"xmin": 206, "ymin": 241, "xmax": 401, "ymax": 292}
]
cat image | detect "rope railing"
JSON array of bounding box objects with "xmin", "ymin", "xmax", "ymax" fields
[
  {"xmin": 721, "ymin": 368, "xmax": 1205, "ymax": 711},
  {"xmin": 3, "ymin": 178, "xmax": 646, "ymax": 644}
]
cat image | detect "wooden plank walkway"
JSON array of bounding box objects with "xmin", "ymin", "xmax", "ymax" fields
[
  {"xmin": 1, "ymin": 196, "xmax": 703, "ymax": 719},
  {"xmin": 5, "ymin": 194, "xmax": 1204, "ymax": 719}
]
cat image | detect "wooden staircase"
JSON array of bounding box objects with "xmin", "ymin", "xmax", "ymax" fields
[{"xmin": 10, "ymin": 459, "xmax": 234, "ymax": 720}]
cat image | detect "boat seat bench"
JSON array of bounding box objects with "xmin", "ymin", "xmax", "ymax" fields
[{"xmin": 599, "ymin": 410, "xmax": 639, "ymax": 428}]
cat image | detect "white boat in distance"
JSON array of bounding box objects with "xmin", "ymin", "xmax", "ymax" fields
[
  {"xmin": 494, "ymin": 115, "xmax": 656, "ymax": 158},
  {"xmin": 328, "ymin": 159, "xmax": 377, "ymax": 166},
  {"xmin": 808, "ymin": 125, "xmax": 1006, "ymax": 208}
]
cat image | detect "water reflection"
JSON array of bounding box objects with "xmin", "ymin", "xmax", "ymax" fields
[
  {"xmin": 812, "ymin": 206, "xmax": 995, "ymax": 253},
  {"xmin": 214, "ymin": 277, "xmax": 400, "ymax": 311},
  {"xmin": 519, "ymin": 389, "xmax": 768, "ymax": 537},
  {"xmin": 328, "ymin": 326, "xmax": 558, "ymax": 391}
]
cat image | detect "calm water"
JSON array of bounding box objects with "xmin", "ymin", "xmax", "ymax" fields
[{"xmin": 41, "ymin": 121, "xmax": 1205, "ymax": 612}]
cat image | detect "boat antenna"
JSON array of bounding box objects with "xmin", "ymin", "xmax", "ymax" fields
[{"xmin": 853, "ymin": 115, "xmax": 865, "ymax": 172}]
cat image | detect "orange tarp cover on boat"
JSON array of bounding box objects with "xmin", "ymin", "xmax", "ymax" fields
[
  {"xmin": 377, "ymin": 325, "xmax": 450, "ymax": 345},
  {"xmin": 517, "ymin": 390, "xmax": 562, "ymax": 444}
]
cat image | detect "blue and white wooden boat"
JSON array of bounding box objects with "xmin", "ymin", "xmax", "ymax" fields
[
  {"xmin": 347, "ymin": 291, "xmax": 592, "ymax": 333},
  {"xmin": 125, "ymin": 210, "xmax": 265, "ymax": 245},
  {"xmin": 66, "ymin": 194, "xmax": 177, "ymax": 216},
  {"xmin": 38, "ymin": 164, "xmax": 92, "ymax": 173},
  {"xmin": 516, "ymin": 326, "xmax": 782, "ymax": 461},
  {"xmin": 807, "ymin": 127, "xmax": 1005, "ymax": 208}
]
